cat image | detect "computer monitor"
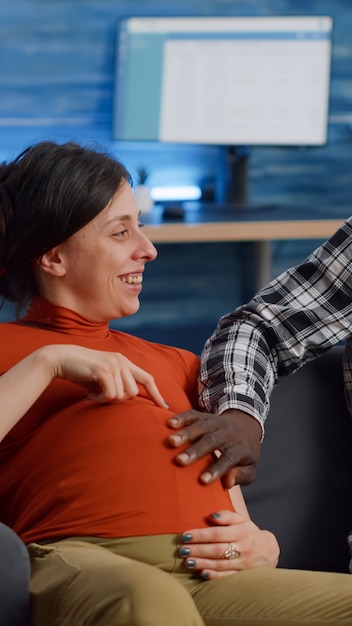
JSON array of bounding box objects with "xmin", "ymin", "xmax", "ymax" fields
[{"xmin": 113, "ymin": 16, "xmax": 333, "ymax": 207}]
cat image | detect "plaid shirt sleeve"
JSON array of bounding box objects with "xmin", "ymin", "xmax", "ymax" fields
[{"xmin": 199, "ymin": 217, "xmax": 352, "ymax": 433}]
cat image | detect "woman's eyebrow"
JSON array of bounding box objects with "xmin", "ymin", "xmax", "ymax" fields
[{"xmin": 104, "ymin": 214, "xmax": 133, "ymax": 227}]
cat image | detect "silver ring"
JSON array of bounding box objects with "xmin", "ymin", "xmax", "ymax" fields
[{"xmin": 223, "ymin": 543, "xmax": 241, "ymax": 560}]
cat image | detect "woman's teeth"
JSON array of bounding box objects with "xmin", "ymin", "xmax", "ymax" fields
[{"xmin": 121, "ymin": 275, "xmax": 142, "ymax": 284}]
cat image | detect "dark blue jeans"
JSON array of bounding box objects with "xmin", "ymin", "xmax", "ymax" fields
[{"xmin": 0, "ymin": 523, "xmax": 30, "ymax": 625}]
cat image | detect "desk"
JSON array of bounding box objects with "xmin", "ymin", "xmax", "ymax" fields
[{"xmin": 142, "ymin": 205, "xmax": 348, "ymax": 289}]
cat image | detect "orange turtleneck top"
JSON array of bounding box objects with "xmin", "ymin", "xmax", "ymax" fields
[{"xmin": 0, "ymin": 297, "xmax": 233, "ymax": 544}]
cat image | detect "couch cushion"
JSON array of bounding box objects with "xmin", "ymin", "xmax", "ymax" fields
[{"xmin": 243, "ymin": 345, "xmax": 352, "ymax": 573}]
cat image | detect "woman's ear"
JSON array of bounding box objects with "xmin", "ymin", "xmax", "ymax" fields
[{"xmin": 35, "ymin": 247, "xmax": 66, "ymax": 277}]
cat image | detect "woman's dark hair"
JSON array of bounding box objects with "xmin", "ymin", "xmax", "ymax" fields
[{"xmin": 0, "ymin": 141, "xmax": 131, "ymax": 310}]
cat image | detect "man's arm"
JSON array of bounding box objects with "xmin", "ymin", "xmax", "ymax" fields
[{"xmin": 169, "ymin": 217, "xmax": 352, "ymax": 487}]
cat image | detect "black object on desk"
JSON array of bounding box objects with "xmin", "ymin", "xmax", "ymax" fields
[
  {"xmin": 183, "ymin": 201, "xmax": 280, "ymax": 216},
  {"xmin": 161, "ymin": 205, "xmax": 185, "ymax": 220},
  {"xmin": 160, "ymin": 202, "xmax": 278, "ymax": 221}
]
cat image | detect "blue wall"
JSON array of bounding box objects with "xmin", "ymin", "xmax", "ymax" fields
[{"xmin": 1, "ymin": 0, "xmax": 352, "ymax": 352}]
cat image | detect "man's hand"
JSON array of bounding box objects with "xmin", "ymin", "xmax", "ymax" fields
[{"xmin": 167, "ymin": 409, "xmax": 262, "ymax": 488}]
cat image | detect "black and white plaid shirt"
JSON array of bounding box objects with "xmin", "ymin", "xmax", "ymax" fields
[{"xmin": 199, "ymin": 216, "xmax": 352, "ymax": 434}]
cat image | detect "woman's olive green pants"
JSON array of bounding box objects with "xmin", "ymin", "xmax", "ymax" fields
[{"xmin": 28, "ymin": 534, "xmax": 352, "ymax": 626}]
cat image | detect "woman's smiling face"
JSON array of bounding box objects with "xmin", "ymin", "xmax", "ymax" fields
[{"xmin": 38, "ymin": 181, "xmax": 157, "ymax": 322}]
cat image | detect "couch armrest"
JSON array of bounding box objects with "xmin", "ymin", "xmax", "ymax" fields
[{"xmin": 0, "ymin": 522, "xmax": 29, "ymax": 625}]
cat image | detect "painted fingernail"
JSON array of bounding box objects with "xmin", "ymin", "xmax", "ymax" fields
[
  {"xmin": 181, "ymin": 533, "xmax": 193, "ymax": 542},
  {"xmin": 201, "ymin": 571, "xmax": 210, "ymax": 579},
  {"xmin": 179, "ymin": 547, "xmax": 191, "ymax": 556},
  {"xmin": 210, "ymin": 512, "xmax": 221, "ymax": 519},
  {"xmin": 185, "ymin": 559, "xmax": 196, "ymax": 568}
]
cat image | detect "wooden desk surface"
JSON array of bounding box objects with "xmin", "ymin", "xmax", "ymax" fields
[
  {"xmin": 142, "ymin": 204, "xmax": 349, "ymax": 244},
  {"xmin": 143, "ymin": 218, "xmax": 345, "ymax": 243}
]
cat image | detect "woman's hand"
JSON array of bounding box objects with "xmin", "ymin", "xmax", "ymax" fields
[
  {"xmin": 0, "ymin": 344, "xmax": 168, "ymax": 442},
  {"xmin": 52, "ymin": 344, "xmax": 168, "ymax": 407},
  {"xmin": 179, "ymin": 509, "xmax": 280, "ymax": 579}
]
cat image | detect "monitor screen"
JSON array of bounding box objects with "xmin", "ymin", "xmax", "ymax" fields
[{"xmin": 114, "ymin": 16, "xmax": 333, "ymax": 147}]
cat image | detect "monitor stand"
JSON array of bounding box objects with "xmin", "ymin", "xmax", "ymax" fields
[
  {"xmin": 214, "ymin": 145, "xmax": 278, "ymax": 214},
  {"xmin": 220, "ymin": 145, "xmax": 250, "ymax": 205}
]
